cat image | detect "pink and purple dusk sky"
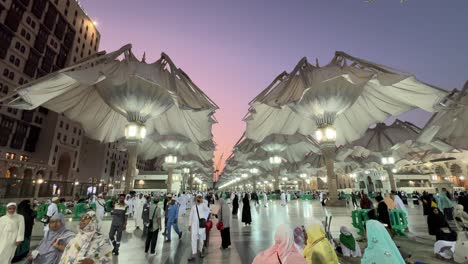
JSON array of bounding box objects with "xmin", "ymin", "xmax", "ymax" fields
[{"xmin": 80, "ymin": 0, "xmax": 468, "ymax": 173}]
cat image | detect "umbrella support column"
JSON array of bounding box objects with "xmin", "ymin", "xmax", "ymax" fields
[
  {"xmin": 273, "ymin": 168, "xmax": 280, "ymax": 192},
  {"xmin": 323, "ymin": 147, "xmax": 346, "ymax": 207},
  {"xmin": 181, "ymin": 173, "xmax": 187, "ymax": 192},
  {"xmin": 384, "ymin": 167, "xmax": 397, "ymax": 192},
  {"xmin": 167, "ymin": 168, "xmax": 174, "ymax": 194},
  {"xmin": 252, "ymin": 177, "xmax": 257, "ymax": 192},
  {"xmin": 124, "ymin": 144, "xmax": 138, "ymax": 193}
]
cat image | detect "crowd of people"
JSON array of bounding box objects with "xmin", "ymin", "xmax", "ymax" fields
[{"xmin": 3, "ymin": 188, "xmax": 468, "ymax": 263}]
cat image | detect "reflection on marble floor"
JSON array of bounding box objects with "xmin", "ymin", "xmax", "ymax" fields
[{"xmin": 28, "ymin": 200, "xmax": 453, "ymax": 264}]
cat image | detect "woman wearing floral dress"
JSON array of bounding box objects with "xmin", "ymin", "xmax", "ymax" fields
[{"xmin": 60, "ymin": 211, "xmax": 113, "ymax": 264}]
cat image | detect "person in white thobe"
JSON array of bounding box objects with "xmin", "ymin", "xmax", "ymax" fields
[
  {"xmin": 392, "ymin": 193, "xmax": 408, "ymax": 215},
  {"xmin": 178, "ymin": 192, "xmax": 188, "ymax": 216},
  {"xmin": 280, "ymin": 192, "xmax": 286, "ymax": 206},
  {"xmin": 263, "ymin": 192, "xmax": 268, "ymax": 207},
  {"xmin": 188, "ymin": 195, "xmax": 211, "ymax": 261},
  {"xmin": 44, "ymin": 197, "xmax": 59, "ymax": 237},
  {"xmin": 125, "ymin": 194, "xmax": 134, "ymax": 218},
  {"xmin": 95, "ymin": 194, "xmax": 106, "ymax": 221},
  {"xmin": 286, "ymin": 192, "xmax": 291, "ymax": 203},
  {"xmin": 134, "ymin": 193, "xmax": 145, "ymax": 229},
  {"xmin": 0, "ymin": 203, "xmax": 25, "ymax": 264}
]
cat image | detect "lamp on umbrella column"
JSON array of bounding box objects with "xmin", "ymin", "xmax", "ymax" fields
[
  {"xmin": 315, "ymin": 124, "xmax": 341, "ymax": 205},
  {"xmin": 164, "ymin": 154, "xmax": 178, "ymax": 193},
  {"xmin": 300, "ymin": 173, "xmax": 308, "ymax": 191},
  {"xmin": 250, "ymin": 168, "xmax": 259, "ymax": 192},
  {"xmin": 269, "ymin": 155, "xmax": 282, "ymax": 191},
  {"xmin": 182, "ymin": 167, "xmax": 190, "ymax": 192},
  {"xmin": 124, "ymin": 122, "xmax": 146, "ymax": 192},
  {"xmin": 381, "ymin": 155, "xmax": 397, "ymax": 191}
]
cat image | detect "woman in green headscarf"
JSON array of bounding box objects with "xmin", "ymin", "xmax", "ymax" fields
[
  {"xmin": 361, "ymin": 220, "xmax": 405, "ymax": 264},
  {"xmin": 339, "ymin": 226, "xmax": 361, "ymax": 257}
]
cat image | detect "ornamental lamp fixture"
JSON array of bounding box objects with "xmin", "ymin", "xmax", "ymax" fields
[
  {"xmin": 249, "ymin": 168, "xmax": 259, "ymax": 174},
  {"xmin": 269, "ymin": 156, "xmax": 282, "ymax": 165},
  {"xmin": 241, "ymin": 173, "xmax": 248, "ymax": 178},
  {"xmin": 183, "ymin": 168, "xmax": 190, "ymax": 174},
  {"xmin": 74, "ymin": 181, "xmax": 79, "ymax": 186},
  {"xmin": 124, "ymin": 122, "xmax": 146, "ymax": 141},
  {"xmin": 300, "ymin": 173, "xmax": 307, "ymax": 178},
  {"xmin": 164, "ymin": 154, "xmax": 178, "ymax": 165},
  {"xmin": 315, "ymin": 126, "xmax": 337, "ymax": 143},
  {"xmin": 381, "ymin": 156, "xmax": 395, "ymax": 165}
]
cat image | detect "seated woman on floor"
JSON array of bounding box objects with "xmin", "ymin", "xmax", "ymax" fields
[
  {"xmin": 361, "ymin": 220, "xmax": 405, "ymax": 264},
  {"xmin": 252, "ymin": 224, "xmax": 306, "ymax": 264},
  {"xmin": 302, "ymin": 224, "xmax": 339, "ymax": 264},
  {"xmin": 427, "ymin": 207, "xmax": 457, "ymax": 241},
  {"xmin": 337, "ymin": 226, "xmax": 361, "ymax": 258}
]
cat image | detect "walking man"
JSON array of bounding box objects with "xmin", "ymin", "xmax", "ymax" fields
[
  {"xmin": 166, "ymin": 198, "xmax": 182, "ymax": 242},
  {"xmin": 109, "ymin": 194, "xmax": 128, "ymax": 255}
]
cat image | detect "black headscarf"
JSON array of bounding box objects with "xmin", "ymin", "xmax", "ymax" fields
[
  {"xmin": 17, "ymin": 199, "xmax": 35, "ymax": 238},
  {"xmin": 427, "ymin": 207, "xmax": 448, "ymax": 236}
]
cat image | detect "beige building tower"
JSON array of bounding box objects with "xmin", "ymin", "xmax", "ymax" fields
[{"xmin": 0, "ymin": 0, "xmax": 100, "ymax": 199}]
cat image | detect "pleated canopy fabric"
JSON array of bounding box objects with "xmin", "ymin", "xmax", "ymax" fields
[
  {"xmin": 246, "ymin": 51, "xmax": 447, "ymax": 145},
  {"xmin": 138, "ymin": 133, "xmax": 214, "ymax": 162},
  {"xmin": 348, "ymin": 120, "xmax": 454, "ymax": 163},
  {"xmin": 418, "ymin": 81, "xmax": 468, "ymax": 150},
  {"xmin": 3, "ymin": 44, "xmax": 218, "ymax": 143}
]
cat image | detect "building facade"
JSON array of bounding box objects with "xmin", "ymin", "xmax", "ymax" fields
[{"xmin": 0, "ymin": 0, "xmax": 100, "ymax": 199}]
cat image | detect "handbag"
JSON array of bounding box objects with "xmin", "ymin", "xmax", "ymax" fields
[
  {"xmin": 148, "ymin": 206, "xmax": 157, "ymax": 230},
  {"xmin": 216, "ymin": 221, "xmax": 224, "ymax": 231},
  {"xmin": 196, "ymin": 204, "xmax": 206, "ymax": 228},
  {"xmin": 276, "ymin": 251, "xmax": 282, "ymax": 264}
]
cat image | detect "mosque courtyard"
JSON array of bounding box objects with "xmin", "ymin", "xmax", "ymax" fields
[{"xmin": 26, "ymin": 200, "xmax": 451, "ymax": 264}]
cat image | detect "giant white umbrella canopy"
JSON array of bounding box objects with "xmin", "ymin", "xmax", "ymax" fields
[
  {"xmin": 246, "ymin": 51, "xmax": 447, "ymax": 204},
  {"xmin": 247, "ymin": 52, "xmax": 446, "ymax": 144},
  {"xmin": 2, "ymin": 44, "xmax": 218, "ymax": 191},
  {"xmin": 348, "ymin": 120, "xmax": 454, "ymax": 190},
  {"xmin": 419, "ymin": 81, "xmax": 468, "ymax": 150}
]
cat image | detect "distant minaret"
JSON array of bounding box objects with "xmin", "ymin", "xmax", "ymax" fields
[{"xmin": 142, "ymin": 52, "xmax": 146, "ymax": 63}]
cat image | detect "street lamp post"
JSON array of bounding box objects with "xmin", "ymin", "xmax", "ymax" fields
[
  {"xmin": 124, "ymin": 122, "xmax": 146, "ymax": 193},
  {"xmin": 381, "ymin": 156, "xmax": 397, "ymax": 191}
]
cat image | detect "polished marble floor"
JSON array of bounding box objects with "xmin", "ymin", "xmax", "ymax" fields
[{"xmin": 28, "ymin": 199, "xmax": 454, "ymax": 264}]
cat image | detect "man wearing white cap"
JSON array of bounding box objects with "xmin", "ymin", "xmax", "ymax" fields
[
  {"xmin": 0, "ymin": 203, "xmax": 25, "ymax": 264},
  {"xmin": 43, "ymin": 197, "xmax": 59, "ymax": 237}
]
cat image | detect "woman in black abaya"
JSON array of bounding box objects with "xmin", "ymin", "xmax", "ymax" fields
[
  {"xmin": 241, "ymin": 193, "xmax": 252, "ymax": 225},
  {"xmin": 232, "ymin": 194, "xmax": 239, "ymax": 215}
]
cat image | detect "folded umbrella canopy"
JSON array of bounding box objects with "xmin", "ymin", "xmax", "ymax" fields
[
  {"xmin": 419, "ymin": 81, "xmax": 468, "ymax": 150},
  {"xmin": 246, "ymin": 52, "xmax": 447, "ymax": 145},
  {"xmin": 246, "ymin": 51, "xmax": 447, "ymax": 203},
  {"xmin": 2, "ymin": 44, "xmax": 218, "ymax": 191},
  {"xmin": 3, "ymin": 44, "xmax": 218, "ymax": 143}
]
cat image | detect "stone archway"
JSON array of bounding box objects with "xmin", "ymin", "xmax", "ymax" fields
[
  {"xmin": 57, "ymin": 153, "xmax": 71, "ymax": 181},
  {"xmin": 20, "ymin": 169, "xmax": 34, "ymax": 197},
  {"xmin": 5, "ymin": 167, "xmax": 20, "ymax": 198}
]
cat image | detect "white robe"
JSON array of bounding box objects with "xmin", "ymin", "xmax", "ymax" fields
[
  {"xmin": 125, "ymin": 198, "xmax": 134, "ymax": 217},
  {"xmin": 134, "ymin": 197, "xmax": 145, "ymax": 228},
  {"xmin": 263, "ymin": 193, "xmax": 268, "ymax": 207},
  {"xmin": 394, "ymin": 196, "xmax": 408, "ymax": 215},
  {"xmin": 280, "ymin": 193, "xmax": 286, "ymax": 206},
  {"xmin": 96, "ymin": 198, "xmax": 106, "ymax": 220},
  {"xmin": 0, "ymin": 214, "xmax": 25, "ymax": 264},
  {"xmin": 287, "ymin": 193, "xmax": 291, "ymax": 202},
  {"xmin": 178, "ymin": 195, "xmax": 188, "ymax": 216},
  {"xmin": 189, "ymin": 203, "xmax": 210, "ymax": 254}
]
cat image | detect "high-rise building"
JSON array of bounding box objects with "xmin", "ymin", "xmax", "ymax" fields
[{"xmin": 0, "ymin": 0, "xmax": 100, "ymax": 199}]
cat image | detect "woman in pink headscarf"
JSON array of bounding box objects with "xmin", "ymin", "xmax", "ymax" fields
[{"xmin": 252, "ymin": 224, "xmax": 306, "ymax": 264}]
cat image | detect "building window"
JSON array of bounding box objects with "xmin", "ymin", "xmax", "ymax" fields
[
  {"xmin": 71, "ymin": 138, "xmax": 74, "ymax": 144},
  {"xmin": 63, "ymin": 135, "xmax": 67, "ymax": 142},
  {"xmin": 65, "ymin": 124, "xmax": 69, "ymax": 130},
  {"xmin": 57, "ymin": 132, "xmax": 61, "ymax": 140},
  {"xmin": 73, "ymin": 127, "xmax": 76, "ymax": 133},
  {"xmin": 55, "ymin": 145, "xmax": 58, "ymax": 152},
  {"xmin": 77, "ymin": 140, "xmax": 79, "ymax": 146},
  {"xmin": 59, "ymin": 121, "xmax": 63, "ymax": 128}
]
